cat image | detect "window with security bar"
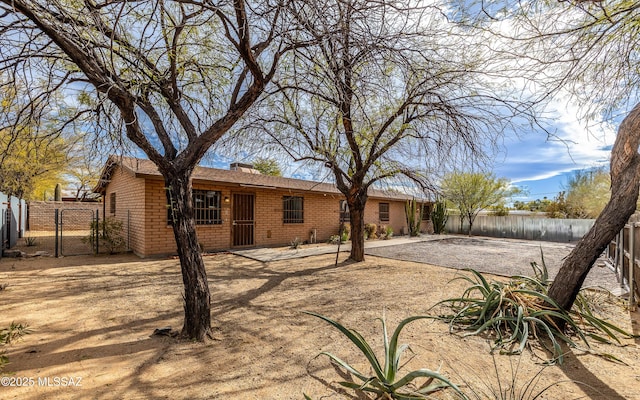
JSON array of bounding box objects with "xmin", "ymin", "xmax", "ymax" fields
[
  {"xmin": 167, "ymin": 189, "xmax": 222, "ymax": 225},
  {"xmin": 379, "ymin": 202, "xmax": 390, "ymax": 222},
  {"xmin": 283, "ymin": 196, "xmax": 304, "ymax": 223},
  {"xmin": 421, "ymin": 203, "xmax": 430, "ymax": 220},
  {"xmin": 193, "ymin": 190, "xmax": 222, "ymax": 224},
  {"xmin": 109, "ymin": 192, "xmax": 116, "ymax": 215}
]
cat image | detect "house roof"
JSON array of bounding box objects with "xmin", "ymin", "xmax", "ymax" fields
[{"xmin": 94, "ymin": 156, "xmax": 422, "ymax": 201}]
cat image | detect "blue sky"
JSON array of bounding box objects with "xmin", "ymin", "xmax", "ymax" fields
[
  {"xmin": 204, "ymin": 101, "xmax": 616, "ymax": 204},
  {"xmin": 494, "ymin": 99, "xmax": 617, "ymax": 203}
]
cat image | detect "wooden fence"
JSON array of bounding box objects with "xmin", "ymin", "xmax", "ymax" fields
[{"xmin": 606, "ymin": 223, "xmax": 640, "ymax": 310}]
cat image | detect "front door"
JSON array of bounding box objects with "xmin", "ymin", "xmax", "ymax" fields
[{"xmin": 232, "ymin": 193, "xmax": 255, "ymax": 246}]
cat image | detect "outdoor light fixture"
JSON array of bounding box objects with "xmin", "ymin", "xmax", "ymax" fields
[{"xmin": 224, "ymin": 196, "xmax": 230, "ymax": 203}]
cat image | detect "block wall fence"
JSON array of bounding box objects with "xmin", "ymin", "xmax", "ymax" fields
[{"xmin": 28, "ymin": 201, "xmax": 102, "ymax": 231}]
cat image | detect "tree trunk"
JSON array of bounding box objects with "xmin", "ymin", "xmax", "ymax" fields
[
  {"xmin": 347, "ymin": 190, "xmax": 368, "ymax": 262},
  {"xmin": 166, "ymin": 173, "xmax": 212, "ymax": 341},
  {"xmin": 548, "ymin": 103, "xmax": 640, "ymax": 313}
]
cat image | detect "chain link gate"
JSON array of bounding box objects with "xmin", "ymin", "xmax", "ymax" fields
[{"xmin": 58, "ymin": 209, "xmax": 97, "ymax": 256}]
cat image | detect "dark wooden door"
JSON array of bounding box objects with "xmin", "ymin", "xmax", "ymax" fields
[{"xmin": 232, "ymin": 193, "xmax": 254, "ymax": 246}]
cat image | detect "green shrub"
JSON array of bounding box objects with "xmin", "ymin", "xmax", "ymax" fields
[
  {"xmin": 429, "ymin": 253, "xmax": 636, "ymax": 364},
  {"xmin": 489, "ymin": 204, "xmax": 510, "ymax": 216},
  {"xmin": 365, "ymin": 223, "xmax": 378, "ymax": 240},
  {"xmin": 386, "ymin": 225, "xmax": 394, "ymax": 239},
  {"xmin": 84, "ymin": 217, "xmax": 126, "ymax": 254},
  {"xmin": 304, "ymin": 311, "xmax": 467, "ymax": 399},
  {"xmin": 379, "ymin": 225, "xmax": 394, "ymax": 240},
  {"xmin": 340, "ymin": 222, "xmax": 350, "ymax": 237},
  {"xmin": 23, "ymin": 236, "xmax": 37, "ymax": 247}
]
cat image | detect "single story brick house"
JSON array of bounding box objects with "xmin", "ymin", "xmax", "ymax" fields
[{"xmin": 94, "ymin": 156, "xmax": 432, "ymax": 257}]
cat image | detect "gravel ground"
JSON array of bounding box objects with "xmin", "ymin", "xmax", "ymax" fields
[{"xmin": 365, "ymin": 235, "xmax": 621, "ymax": 290}]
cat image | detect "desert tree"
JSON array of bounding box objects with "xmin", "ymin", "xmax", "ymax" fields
[
  {"xmin": 563, "ymin": 167, "xmax": 611, "ymax": 219},
  {"xmin": 66, "ymin": 153, "xmax": 103, "ymax": 201},
  {"xmin": 242, "ymin": 0, "xmax": 536, "ymax": 261},
  {"xmin": 0, "ymin": 0, "xmax": 293, "ymax": 340},
  {"xmin": 504, "ymin": 0, "xmax": 640, "ymax": 313},
  {"xmin": 0, "ymin": 129, "xmax": 70, "ymax": 200},
  {"xmin": 441, "ymin": 171, "xmax": 518, "ymax": 235},
  {"xmin": 251, "ymin": 157, "xmax": 283, "ymax": 176},
  {"xmin": 461, "ymin": 0, "xmax": 640, "ymax": 313},
  {"xmin": 0, "ymin": 77, "xmax": 72, "ymax": 200}
]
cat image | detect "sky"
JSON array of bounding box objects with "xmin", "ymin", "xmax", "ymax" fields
[
  {"xmin": 117, "ymin": 1, "xmax": 621, "ymax": 205},
  {"xmin": 205, "ymin": 97, "xmax": 618, "ymax": 204},
  {"xmin": 493, "ymin": 98, "xmax": 617, "ymax": 203}
]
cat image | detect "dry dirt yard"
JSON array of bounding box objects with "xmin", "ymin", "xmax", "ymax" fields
[{"xmin": 1, "ymin": 240, "xmax": 639, "ymax": 400}]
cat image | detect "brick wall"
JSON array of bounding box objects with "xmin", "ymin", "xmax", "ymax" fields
[
  {"xmin": 104, "ymin": 166, "xmax": 147, "ymax": 256},
  {"xmin": 253, "ymin": 190, "xmax": 342, "ymax": 246},
  {"xmin": 362, "ymin": 199, "xmax": 408, "ymax": 236},
  {"xmin": 28, "ymin": 201, "xmax": 101, "ymax": 231},
  {"xmin": 103, "ymin": 167, "xmax": 424, "ymax": 257}
]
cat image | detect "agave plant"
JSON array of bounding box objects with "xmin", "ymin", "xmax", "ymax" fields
[
  {"xmin": 452, "ymin": 353, "xmax": 583, "ymax": 400},
  {"xmin": 430, "ymin": 252, "xmax": 636, "ymax": 364},
  {"xmin": 304, "ymin": 311, "xmax": 467, "ymax": 399}
]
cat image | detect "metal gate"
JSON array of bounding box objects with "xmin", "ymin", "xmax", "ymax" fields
[
  {"xmin": 1, "ymin": 208, "xmax": 8, "ymax": 257},
  {"xmin": 59, "ymin": 209, "xmax": 95, "ymax": 256},
  {"xmin": 232, "ymin": 193, "xmax": 254, "ymax": 246}
]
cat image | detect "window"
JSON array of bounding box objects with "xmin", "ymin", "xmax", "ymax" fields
[
  {"xmin": 109, "ymin": 192, "xmax": 116, "ymax": 215},
  {"xmin": 339, "ymin": 200, "xmax": 350, "ymax": 223},
  {"xmin": 193, "ymin": 190, "xmax": 222, "ymax": 225},
  {"xmin": 283, "ymin": 196, "xmax": 304, "ymax": 223},
  {"xmin": 379, "ymin": 202, "xmax": 389, "ymax": 222},
  {"xmin": 421, "ymin": 204, "xmax": 431, "ymax": 220},
  {"xmin": 167, "ymin": 189, "xmax": 222, "ymax": 225}
]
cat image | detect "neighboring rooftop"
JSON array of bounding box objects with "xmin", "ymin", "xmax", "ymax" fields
[{"xmin": 94, "ymin": 156, "xmax": 422, "ymax": 201}]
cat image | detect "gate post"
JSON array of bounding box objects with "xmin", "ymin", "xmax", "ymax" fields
[
  {"xmin": 54, "ymin": 209, "xmax": 59, "ymax": 258},
  {"xmin": 95, "ymin": 210, "xmax": 99, "ymax": 255}
]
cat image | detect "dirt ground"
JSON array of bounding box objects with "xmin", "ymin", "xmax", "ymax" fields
[{"xmin": 1, "ymin": 238, "xmax": 639, "ymax": 399}]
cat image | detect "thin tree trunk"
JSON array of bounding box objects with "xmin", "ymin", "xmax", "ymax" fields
[
  {"xmin": 548, "ymin": 103, "xmax": 640, "ymax": 313},
  {"xmin": 347, "ymin": 192, "xmax": 368, "ymax": 262},
  {"xmin": 166, "ymin": 174, "xmax": 212, "ymax": 341}
]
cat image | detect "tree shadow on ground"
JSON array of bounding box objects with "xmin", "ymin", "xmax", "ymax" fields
[
  {"xmin": 558, "ymin": 343, "xmax": 628, "ymax": 400},
  {"xmin": 0, "ymin": 252, "xmax": 156, "ymax": 271},
  {"xmin": 207, "ymin": 258, "xmax": 357, "ymax": 316},
  {"xmin": 4, "ymin": 312, "xmax": 181, "ymax": 373},
  {"xmin": 306, "ymin": 356, "xmax": 370, "ymax": 400}
]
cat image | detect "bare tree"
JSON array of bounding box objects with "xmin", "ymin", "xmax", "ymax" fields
[
  {"xmin": 549, "ymin": 105, "xmax": 640, "ymax": 313},
  {"xmin": 0, "ymin": 0, "xmax": 291, "ymax": 340},
  {"xmin": 246, "ymin": 0, "xmax": 535, "ymax": 261},
  {"xmin": 465, "ymin": 0, "xmax": 640, "ymax": 314},
  {"xmin": 503, "ymin": 1, "xmax": 640, "ymax": 313}
]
